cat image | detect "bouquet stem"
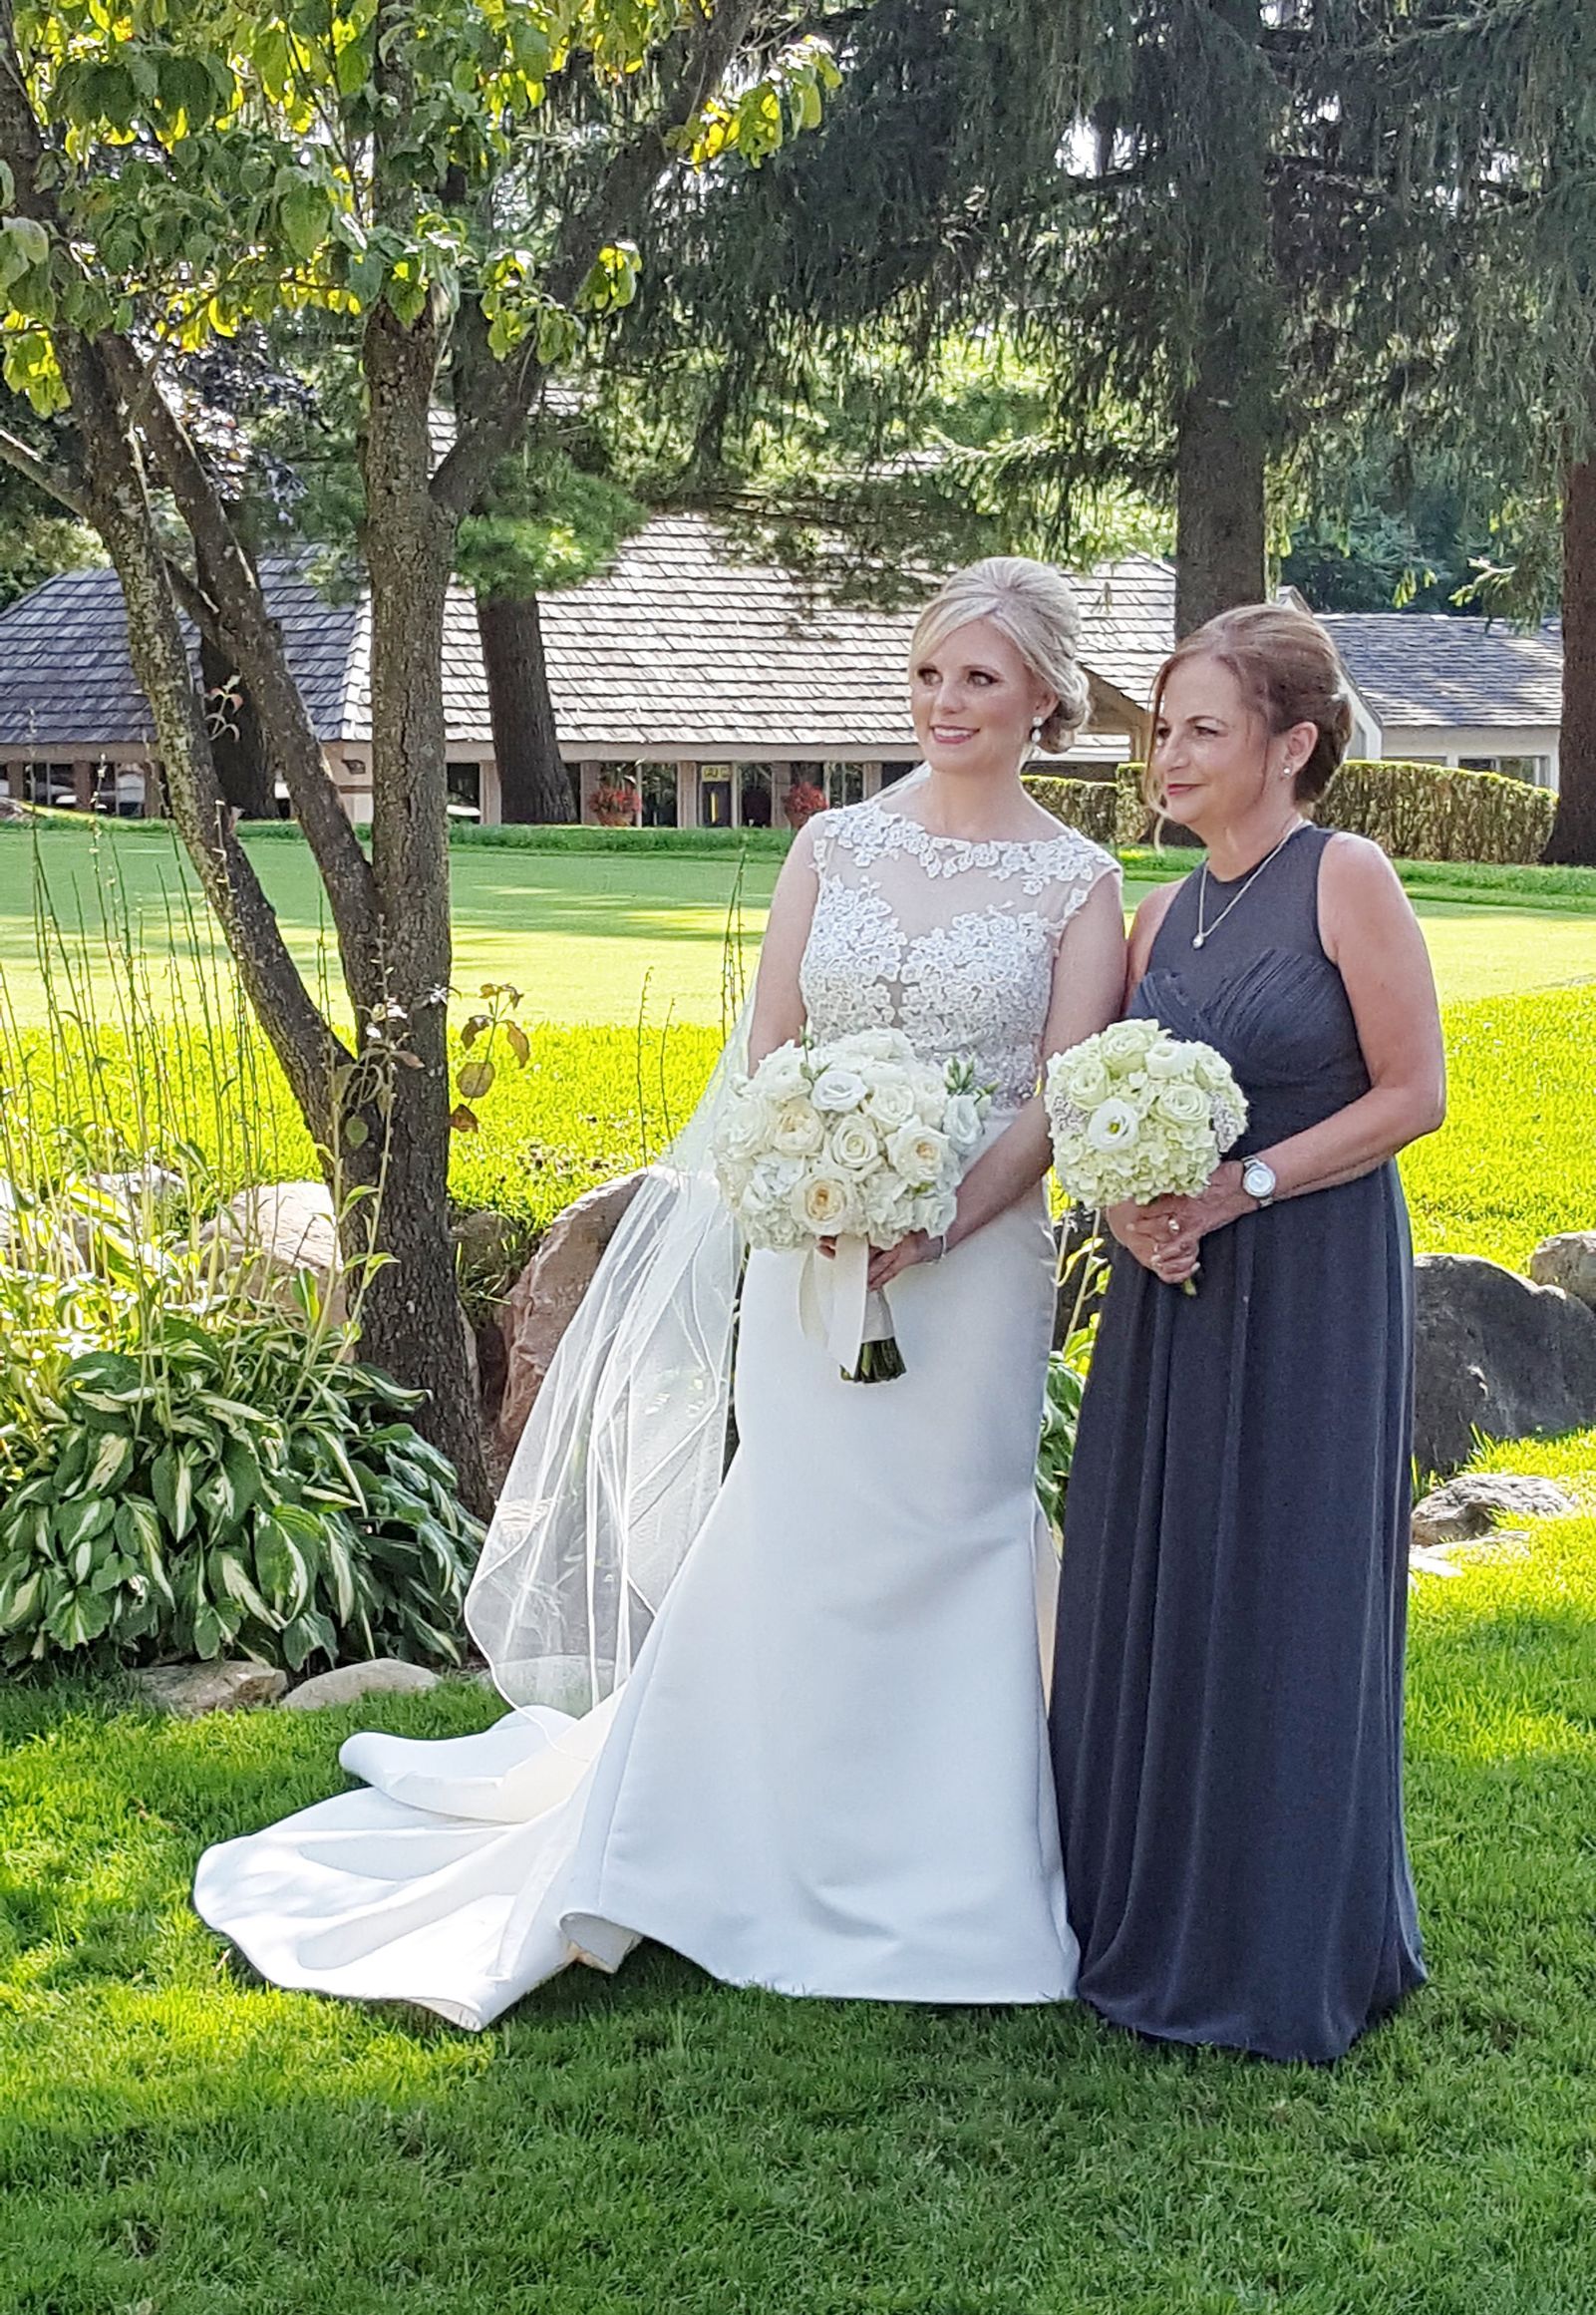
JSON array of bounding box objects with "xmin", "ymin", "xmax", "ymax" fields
[{"xmin": 843, "ymin": 1334, "xmax": 906, "ymax": 1384}]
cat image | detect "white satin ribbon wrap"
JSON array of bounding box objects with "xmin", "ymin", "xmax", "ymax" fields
[{"xmin": 797, "ymin": 1233, "xmax": 880, "ymax": 1372}]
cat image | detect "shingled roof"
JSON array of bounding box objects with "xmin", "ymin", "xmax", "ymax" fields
[
  {"xmin": 0, "ymin": 554, "xmax": 363, "ymax": 749},
  {"xmin": 0, "ymin": 518, "xmax": 1561, "ymax": 760},
  {"xmin": 1317, "ymin": 612, "xmax": 1562, "ymax": 731}
]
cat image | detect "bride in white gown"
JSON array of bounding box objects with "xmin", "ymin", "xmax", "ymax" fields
[{"xmin": 193, "ymin": 557, "xmax": 1125, "ymax": 2029}]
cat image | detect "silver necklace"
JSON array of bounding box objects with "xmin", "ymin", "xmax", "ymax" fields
[{"xmin": 1192, "ymin": 823, "xmax": 1304, "ymax": 950}]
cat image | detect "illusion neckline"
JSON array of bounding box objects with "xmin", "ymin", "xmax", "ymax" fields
[{"xmin": 866, "ymin": 787, "xmax": 1071, "ymax": 853}]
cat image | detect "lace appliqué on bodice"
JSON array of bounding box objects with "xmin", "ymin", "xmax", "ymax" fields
[{"xmin": 799, "ymin": 792, "xmax": 1117, "ymax": 1109}]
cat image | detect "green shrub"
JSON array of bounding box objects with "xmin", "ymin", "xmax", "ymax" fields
[
  {"xmin": 1117, "ymin": 757, "xmax": 1556, "ymax": 864},
  {"xmin": 1317, "ymin": 760, "xmax": 1556, "ymax": 864},
  {"xmin": 0, "ymin": 1187, "xmax": 481, "ymax": 1673},
  {"xmin": 1022, "ymin": 775, "xmax": 1118, "ymax": 847}
]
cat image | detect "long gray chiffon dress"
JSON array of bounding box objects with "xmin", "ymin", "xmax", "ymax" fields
[{"xmin": 1050, "ymin": 822, "xmax": 1426, "ymax": 2063}]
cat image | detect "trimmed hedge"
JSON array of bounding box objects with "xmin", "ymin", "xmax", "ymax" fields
[
  {"xmin": 1107, "ymin": 758, "xmax": 1556, "ymax": 865},
  {"xmin": 1316, "ymin": 760, "xmax": 1556, "ymax": 864},
  {"xmin": 1021, "ymin": 775, "xmax": 1121, "ymax": 848}
]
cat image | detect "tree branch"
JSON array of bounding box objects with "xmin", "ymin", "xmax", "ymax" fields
[
  {"xmin": 100, "ymin": 335, "xmax": 383, "ymax": 995},
  {"xmin": 433, "ymin": 0, "xmax": 762, "ymax": 516}
]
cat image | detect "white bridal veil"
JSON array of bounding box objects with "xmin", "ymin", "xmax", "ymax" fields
[{"xmin": 466, "ymin": 1008, "xmax": 753, "ymax": 1716}]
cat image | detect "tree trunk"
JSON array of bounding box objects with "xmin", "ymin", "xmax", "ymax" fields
[
  {"xmin": 477, "ymin": 590, "xmax": 575, "ymax": 822},
  {"xmin": 361, "ymin": 299, "xmax": 490, "ymax": 1515},
  {"xmin": 199, "ymin": 627, "xmax": 276, "ymax": 820},
  {"xmin": 1174, "ymin": 325, "xmax": 1269, "ymax": 638},
  {"xmin": 1546, "ymin": 451, "xmax": 1596, "ymax": 866}
]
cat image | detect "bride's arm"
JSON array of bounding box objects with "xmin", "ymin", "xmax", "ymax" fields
[
  {"xmin": 747, "ymin": 822, "xmax": 821, "ymax": 1067},
  {"xmin": 938, "ymin": 873, "xmax": 1126, "ymax": 1254},
  {"xmin": 865, "ymin": 869, "xmax": 1125, "ymax": 1284}
]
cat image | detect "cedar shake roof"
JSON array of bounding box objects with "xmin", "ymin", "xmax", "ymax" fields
[
  {"xmin": 0, "ymin": 554, "xmax": 362, "ymax": 749},
  {"xmin": 1317, "ymin": 612, "xmax": 1562, "ymax": 731},
  {"xmin": 0, "ymin": 517, "xmax": 1560, "ymax": 759}
]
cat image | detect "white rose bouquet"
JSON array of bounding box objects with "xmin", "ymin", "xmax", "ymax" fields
[
  {"xmin": 713, "ymin": 1028, "xmax": 990, "ymax": 1381},
  {"xmin": 1043, "ymin": 1019, "xmax": 1248, "ymax": 1294}
]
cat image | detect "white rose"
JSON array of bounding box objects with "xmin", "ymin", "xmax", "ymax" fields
[
  {"xmin": 754, "ymin": 1043, "xmax": 805, "ymax": 1096},
  {"xmin": 828, "ymin": 1115, "xmax": 883, "ymax": 1172},
  {"xmin": 716, "ymin": 1100, "xmax": 767, "ymax": 1161},
  {"xmin": 846, "ymin": 1029, "xmax": 912, "ymax": 1064},
  {"xmin": 886, "ymin": 1122, "xmax": 950, "ymax": 1185},
  {"xmin": 1099, "ymin": 1021, "xmax": 1155, "ymax": 1070},
  {"xmin": 1144, "ymin": 1039, "xmax": 1194, "ymax": 1079},
  {"xmin": 1154, "ymin": 1081, "xmax": 1210, "ymax": 1127},
  {"xmin": 943, "ymin": 1093, "xmax": 984, "ymax": 1153},
  {"xmin": 864, "ymin": 1070, "xmax": 918, "ymax": 1130},
  {"xmin": 810, "ymin": 1066, "xmax": 868, "ymax": 1113},
  {"xmin": 1085, "ymin": 1099, "xmax": 1140, "ymax": 1154},
  {"xmin": 769, "ymin": 1099, "xmax": 825, "ymax": 1157},
  {"xmin": 1192, "ymin": 1049, "xmax": 1234, "ymax": 1094},
  {"xmin": 1063, "ymin": 1054, "xmax": 1111, "ymax": 1107},
  {"xmin": 794, "ymin": 1172, "xmax": 857, "ymax": 1234}
]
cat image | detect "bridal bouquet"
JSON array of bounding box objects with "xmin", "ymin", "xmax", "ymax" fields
[
  {"xmin": 1044, "ymin": 1019, "xmax": 1247, "ymax": 1293},
  {"xmin": 713, "ymin": 1028, "xmax": 990, "ymax": 1381}
]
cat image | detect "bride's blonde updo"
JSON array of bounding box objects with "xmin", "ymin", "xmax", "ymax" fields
[{"xmin": 909, "ymin": 557, "xmax": 1092, "ymax": 756}]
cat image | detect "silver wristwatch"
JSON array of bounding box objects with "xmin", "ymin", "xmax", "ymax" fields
[{"xmin": 1241, "ymin": 1158, "xmax": 1277, "ymax": 1208}]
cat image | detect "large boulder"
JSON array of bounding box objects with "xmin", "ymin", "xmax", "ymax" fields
[
  {"xmin": 131, "ymin": 1661, "xmax": 288, "ymax": 1716},
  {"xmin": 497, "ymin": 1172, "xmax": 645, "ymax": 1453},
  {"xmin": 1529, "ymin": 1231, "xmax": 1596, "ymax": 1315},
  {"xmin": 280, "ymin": 1658, "xmax": 443, "ymax": 1711},
  {"xmin": 201, "ymin": 1179, "xmax": 345, "ymax": 1321},
  {"xmin": 1414, "ymin": 1254, "xmax": 1596, "ymax": 1477},
  {"xmin": 1411, "ymin": 1472, "xmax": 1578, "ymax": 1549}
]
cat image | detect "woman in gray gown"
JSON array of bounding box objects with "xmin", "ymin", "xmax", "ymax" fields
[{"xmin": 1051, "ymin": 604, "xmax": 1446, "ymax": 2063}]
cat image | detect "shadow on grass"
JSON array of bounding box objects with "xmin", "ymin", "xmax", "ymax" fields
[{"xmin": 0, "ymin": 1561, "xmax": 1594, "ymax": 2314}]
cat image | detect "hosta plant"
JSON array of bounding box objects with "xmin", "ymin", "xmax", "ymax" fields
[
  {"xmin": 0, "ymin": 1326, "xmax": 482, "ymax": 1671},
  {"xmin": 0, "ymin": 1176, "xmax": 483, "ymax": 1673},
  {"xmin": 1035, "ymin": 1235, "xmax": 1109, "ymax": 1536}
]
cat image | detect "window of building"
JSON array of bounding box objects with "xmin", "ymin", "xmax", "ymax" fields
[
  {"xmin": 825, "ymin": 762, "xmax": 866, "ymax": 809},
  {"xmin": 638, "ymin": 764, "xmax": 678, "ymax": 827},
  {"xmin": 447, "ymin": 762, "xmax": 481, "ymax": 822}
]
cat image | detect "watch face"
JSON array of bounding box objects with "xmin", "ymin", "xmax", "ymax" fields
[{"xmin": 1244, "ymin": 1161, "xmax": 1275, "ymax": 1197}]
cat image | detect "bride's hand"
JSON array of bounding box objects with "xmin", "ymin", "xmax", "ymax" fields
[{"xmin": 866, "ymin": 1231, "xmax": 940, "ymax": 1289}]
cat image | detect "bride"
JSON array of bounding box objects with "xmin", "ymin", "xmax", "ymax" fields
[{"xmin": 193, "ymin": 557, "xmax": 1125, "ymax": 2029}]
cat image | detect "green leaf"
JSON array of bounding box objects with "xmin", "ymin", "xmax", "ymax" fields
[
  {"xmin": 85, "ymin": 1429, "xmax": 136, "ymax": 1493},
  {"xmin": 191, "ymin": 1601, "xmax": 227, "ymax": 1660},
  {"xmin": 54, "ymin": 1494, "xmax": 116, "ymax": 1553},
  {"xmin": 45, "ymin": 1588, "xmax": 112, "ymax": 1650},
  {"xmin": 151, "ymin": 1447, "xmax": 194, "ymax": 1541},
  {"xmin": 0, "ymin": 1569, "xmax": 42, "ymax": 1634},
  {"xmin": 280, "ymin": 179, "xmax": 330, "ymax": 264}
]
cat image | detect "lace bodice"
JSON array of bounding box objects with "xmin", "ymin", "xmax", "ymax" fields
[{"xmin": 799, "ymin": 783, "xmax": 1119, "ymax": 1109}]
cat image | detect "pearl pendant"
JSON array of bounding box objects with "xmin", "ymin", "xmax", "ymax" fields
[{"xmin": 1191, "ymin": 931, "xmax": 1207, "ymax": 949}]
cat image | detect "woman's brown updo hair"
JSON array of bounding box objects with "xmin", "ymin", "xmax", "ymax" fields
[{"xmin": 1145, "ymin": 603, "xmax": 1355, "ymax": 808}]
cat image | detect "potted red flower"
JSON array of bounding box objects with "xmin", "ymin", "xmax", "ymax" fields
[
  {"xmin": 783, "ymin": 779, "xmax": 826, "ymax": 830},
  {"xmin": 591, "ymin": 778, "xmax": 641, "ymax": 828}
]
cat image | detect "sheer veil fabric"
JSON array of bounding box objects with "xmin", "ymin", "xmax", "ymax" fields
[{"xmin": 193, "ymin": 776, "xmax": 1119, "ymax": 2029}]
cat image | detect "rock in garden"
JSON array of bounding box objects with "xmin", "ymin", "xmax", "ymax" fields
[
  {"xmin": 131, "ymin": 1661, "xmax": 288, "ymax": 1716},
  {"xmin": 1411, "ymin": 1472, "xmax": 1578, "ymax": 1548},
  {"xmin": 498, "ymin": 1171, "xmax": 645, "ymax": 1453},
  {"xmin": 1528, "ymin": 1231, "xmax": 1596, "ymax": 1314},
  {"xmin": 200, "ymin": 1180, "xmax": 345, "ymax": 1321},
  {"xmin": 1413, "ymin": 1254, "xmax": 1596, "ymax": 1478},
  {"xmin": 280, "ymin": 1658, "xmax": 443, "ymax": 1710}
]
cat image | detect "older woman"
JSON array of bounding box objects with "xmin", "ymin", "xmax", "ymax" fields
[{"xmin": 1051, "ymin": 603, "xmax": 1444, "ymax": 2063}]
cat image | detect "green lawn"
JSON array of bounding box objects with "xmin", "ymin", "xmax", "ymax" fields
[
  {"xmin": 3, "ymin": 820, "xmax": 1594, "ymax": 1029},
  {"xmin": 1, "ymin": 1436, "xmax": 1593, "ymax": 2314}
]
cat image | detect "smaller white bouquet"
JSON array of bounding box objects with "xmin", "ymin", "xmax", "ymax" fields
[
  {"xmin": 713, "ymin": 1028, "xmax": 990, "ymax": 1381},
  {"xmin": 1044, "ymin": 1019, "xmax": 1248, "ymax": 1294}
]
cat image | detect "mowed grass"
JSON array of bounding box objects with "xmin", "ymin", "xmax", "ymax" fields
[
  {"xmin": 1, "ymin": 1435, "xmax": 1593, "ymax": 2315},
  {"xmin": 1401, "ymin": 983, "xmax": 1596, "ymax": 1274},
  {"xmin": 2, "ymin": 819, "xmax": 1593, "ymax": 1029}
]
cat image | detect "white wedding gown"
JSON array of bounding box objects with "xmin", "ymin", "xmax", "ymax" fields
[{"xmin": 194, "ymin": 787, "xmax": 1118, "ymax": 2029}]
